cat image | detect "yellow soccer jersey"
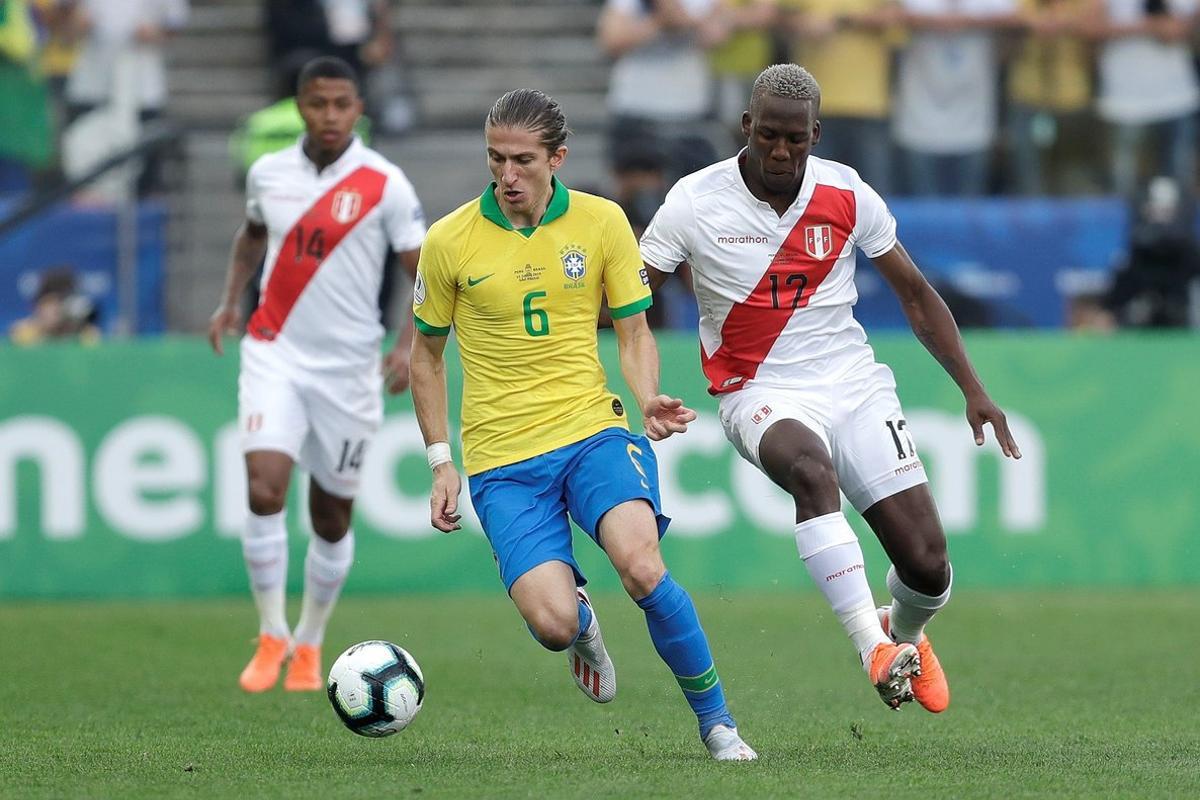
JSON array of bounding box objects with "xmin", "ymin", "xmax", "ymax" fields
[{"xmin": 414, "ymin": 178, "xmax": 652, "ymax": 475}]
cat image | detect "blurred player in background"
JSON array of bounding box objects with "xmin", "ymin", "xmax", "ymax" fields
[
  {"xmin": 640, "ymin": 64, "xmax": 1021, "ymax": 713},
  {"xmin": 409, "ymin": 89, "xmax": 756, "ymax": 761},
  {"xmin": 207, "ymin": 56, "xmax": 425, "ymax": 693}
]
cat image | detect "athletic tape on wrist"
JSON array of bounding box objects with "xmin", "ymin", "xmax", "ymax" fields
[{"xmin": 426, "ymin": 442, "xmax": 452, "ymax": 471}]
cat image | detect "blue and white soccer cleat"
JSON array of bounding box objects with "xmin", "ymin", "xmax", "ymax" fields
[{"xmin": 567, "ymin": 588, "xmax": 616, "ymax": 703}]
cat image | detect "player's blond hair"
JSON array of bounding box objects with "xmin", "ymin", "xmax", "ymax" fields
[{"xmin": 750, "ymin": 64, "xmax": 821, "ymax": 114}]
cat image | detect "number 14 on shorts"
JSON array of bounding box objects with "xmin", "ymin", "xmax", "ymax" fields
[{"xmin": 336, "ymin": 439, "xmax": 367, "ymax": 473}]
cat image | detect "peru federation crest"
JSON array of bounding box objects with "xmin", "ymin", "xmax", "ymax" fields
[
  {"xmin": 804, "ymin": 224, "xmax": 833, "ymax": 260},
  {"xmin": 562, "ymin": 249, "xmax": 587, "ymax": 282},
  {"xmin": 332, "ymin": 189, "xmax": 363, "ymax": 224}
]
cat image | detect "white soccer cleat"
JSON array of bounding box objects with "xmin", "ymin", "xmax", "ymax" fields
[
  {"xmin": 567, "ymin": 588, "xmax": 616, "ymax": 703},
  {"xmin": 703, "ymin": 724, "xmax": 758, "ymax": 762}
]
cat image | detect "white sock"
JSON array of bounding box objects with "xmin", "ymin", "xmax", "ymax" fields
[
  {"xmin": 243, "ymin": 510, "xmax": 290, "ymax": 639},
  {"xmin": 795, "ymin": 513, "xmax": 889, "ymax": 667},
  {"xmin": 886, "ymin": 564, "xmax": 952, "ymax": 645},
  {"xmin": 293, "ymin": 531, "xmax": 355, "ymax": 647}
]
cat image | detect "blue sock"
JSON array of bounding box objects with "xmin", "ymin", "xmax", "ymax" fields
[
  {"xmin": 526, "ymin": 596, "xmax": 594, "ymax": 651},
  {"xmin": 635, "ymin": 572, "xmax": 734, "ymax": 738}
]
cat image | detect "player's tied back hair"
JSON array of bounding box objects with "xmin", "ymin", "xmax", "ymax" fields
[
  {"xmin": 297, "ymin": 56, "xmax": 361, "ymax": 95},
  {"xmin": 486, "ymin": 89, "xmax": 572, "ymax": 154},
  {"xmin": 750, "ymin": 64, "xmax": 821, "ymax": 115}
]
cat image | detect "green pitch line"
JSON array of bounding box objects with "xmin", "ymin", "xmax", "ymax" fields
[{"xmin": 0, "ymin": 591, "xmax": 1197, "ymax": 799}]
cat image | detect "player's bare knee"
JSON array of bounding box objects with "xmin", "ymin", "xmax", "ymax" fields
[
  {"xmin": 782, "ymin": 455, "xmax": 839, "ymax": 518},
  {"xmin": 310, "ymin": 513, "xmax": 350, "ymax": 543},
  {"xmin": 899, "ymin": 541, "xmax": 950, "ymax": 596},
  {"xmin": 619, "ymin": 555, "xmax": 666, "ymax": 601},
  {"xmin": 247, "ymin": 478, "xmax": 287, "ymax": 516},
  {"xmin": 529, "ymin": 607, "xmax": 579, "ymax": 651}
]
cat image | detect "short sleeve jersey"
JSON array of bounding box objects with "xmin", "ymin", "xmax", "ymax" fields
[
  {"xmin": 640, "ymin": 153, "xmax": 896, "ymax": 394},
  {"xmin": 414, "ymin": 179, "xmax": 652, "ymax": 475},
  {"xmin": 244, "ymin": 137, "xmax": 425, "ymax": 372}
]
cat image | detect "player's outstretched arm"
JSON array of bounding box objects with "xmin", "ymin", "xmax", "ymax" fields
[
  {"xmin": 208, "ymin": 220, "xmax": 267, "ymax": 355},
  {"xmin": 383, "ymin": 247, "xmax": 422, "ymax": 394},
  {"xmin": 410, "ymin": 329, "xmax": 462, "ymax": 532},
  {"xmin": 612, "ymin": 312, "xmax": 696, "ymax": 441},
  {"xmin": 871, "ymin": 242, "xmax": 1021, "ymax": 459}
]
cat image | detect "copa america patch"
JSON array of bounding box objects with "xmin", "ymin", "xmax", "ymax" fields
[{"xmin": 413, "ymin": 272, "xmax": 426, "ymax": 305}]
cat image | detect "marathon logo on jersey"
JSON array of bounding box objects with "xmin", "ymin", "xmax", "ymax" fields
[
  {"xmin": 561, "ymin": 244, "xmax": 588, "ymax": 288},
  {"xmin": 720, "ymin": 376, "xmax": 745, "ymax": 389},
  {"xmin": 751, "ymin": 405, "xmax": 772, "ymax": 424},
  {"xmin": 804, "ymin": 224, "xmax": 833, "ymax": 260},
  {"xmin": 331, "ymin": 189, "xmax": 363, "ymax": 224},
  {"xmin": 246, "ymin": 413, "xmax": 263, "ymax": 433}
]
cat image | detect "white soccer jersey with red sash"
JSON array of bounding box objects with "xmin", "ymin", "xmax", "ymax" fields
[
  {"xmin": 244, "ymin": 137, "xmax": 425, "ymax": 371},
  {"xmin": 640, "ymin": 153, "xmax": 897, "ymax": 394}
]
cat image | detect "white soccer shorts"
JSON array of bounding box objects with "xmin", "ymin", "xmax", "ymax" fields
[
  {"xmin": 718, "ymin": 361, "xmax": 929, "ymax": 512},
  {"xmin": 237, "ymin": 337, "xmax": 383, "ymax": 498}
]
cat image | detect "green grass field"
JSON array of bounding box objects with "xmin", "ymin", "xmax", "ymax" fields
[{"xmin": 2, "ymin": 591, "xmax": 1197, "ymax": 799}]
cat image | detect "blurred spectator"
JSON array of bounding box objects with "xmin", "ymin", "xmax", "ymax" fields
[
  {"xmin": 8, "ymin": 266, "xmax": 101, "ymax": 345},
  {"xmin": 1105, "ymin": 176, "xmax": 1200, "ymax": 327},
  {"xmin": 1065, "ymin": 293, "xmax": 1118, "ymax": 331},
  {"xmin": 1005, "ymin": 0, "xmax": 1092, "ymax": 194},
  {"xmin": 264, "ymin": 0, "xmax": 396, "ymax": 122},
  {"xmin": 787, "ymin": 0, "xmax": 900, "ymax": 194},
  {"xmin": 31, "ymin": 0, "xmax": 79, "ymax": 110},
  {"xmin": 63, "ymin": 0, "xmax": 189, "ymax": 195},
  {"xmin": 597, "ymin": 0, "xmax": 727, "ymax": 184},
  {"xmin": 708, "ymin": 1, "xmax": 779, "ymax": 146},
  {"xmin": 892, "ymin": 0, "xmax": 1022, "ymax": 196},
  {"xmin": 0, "ymin": 0, "xmax": 53, "ymax": 189},
  {"xmin": 1088, "ymin": 0, "xmax": 1199, "ymax": 198}
]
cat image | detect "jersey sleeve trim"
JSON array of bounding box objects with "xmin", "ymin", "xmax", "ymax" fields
[
  {"xmin": 609, "ymin": 295, "xmax": 652, "ymax": 319},
  {"xmin": 414, "ymin": 314, "xmax": 450, "ymax": 336}
]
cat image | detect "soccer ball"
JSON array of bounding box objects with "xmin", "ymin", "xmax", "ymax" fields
[{"xmin": 326, "ymin": 640, "xmax": 425, "ymax": 737}]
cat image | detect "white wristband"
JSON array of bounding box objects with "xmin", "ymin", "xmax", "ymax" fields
[{"xmin": 426, "ymin": 442, "xmax": 453, "ymax": 471}]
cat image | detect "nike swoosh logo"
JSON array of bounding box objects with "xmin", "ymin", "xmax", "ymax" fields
[{"xmin": 467, "ymin": 273, "xmax": 494, "ymax": 287}]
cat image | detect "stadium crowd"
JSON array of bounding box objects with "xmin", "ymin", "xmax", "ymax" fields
[{"xmin": 2, "ymin": 0, "xmax": 1200, "ymax": 338}]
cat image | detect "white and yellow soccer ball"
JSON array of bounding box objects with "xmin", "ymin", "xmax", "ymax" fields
[{"xmin": 326, "ymin": 640, "xmax": 425, "ymax": 737}]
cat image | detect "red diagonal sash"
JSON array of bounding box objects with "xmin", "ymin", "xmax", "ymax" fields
[
  {"xmin": 701, "ymin": 183, "xmax": 856, "ymax": 395},
  {"xmin": 248, "ymin": 165, "xmax": 387, "ymax": 341}
]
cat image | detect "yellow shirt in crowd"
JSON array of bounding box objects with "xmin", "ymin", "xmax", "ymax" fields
[
  {"xmin": 790, "ymin": 0, "xmax": 896, "ymax": 119},
  {"xmin": 1007, "ymin": 0, "xmax": 1091, "ymax": 112}
]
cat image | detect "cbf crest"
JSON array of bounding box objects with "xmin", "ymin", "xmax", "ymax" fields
[
  {"xmin": 332, "ymin": 189, "xmax": 363, "ymax": 224},
  {"xmin": 804, "ymin": 224, "xmax": 833, "ymax": 260},
  {"xmin": 560, "ymin": 244, "xmax": 588, "ymax": 288}
]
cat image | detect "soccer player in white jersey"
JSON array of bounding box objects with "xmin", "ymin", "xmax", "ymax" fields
[
  {"xmin": 207, "ymin": 57, "xmax": 426, "ymax": 693},
  {"xmin": 640, "ymin": 63, "xmax": 1022, "ymax": 712}
]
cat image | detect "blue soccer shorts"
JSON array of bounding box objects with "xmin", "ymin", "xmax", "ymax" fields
[{"xmin": 467, "ymin": 427, "xmax": 671, "ymax": 593}]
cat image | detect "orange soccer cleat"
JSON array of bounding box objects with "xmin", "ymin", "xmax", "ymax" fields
[
  {"xmin": 283, "ymin": 644, "xmax": 324, "ymax": 692},
  {"xmin": 866, "ymin": 640, "xmax": 921, "ymax": 710},
  {"xmin": 239, "ymin": 633, "xmax": 289, "ymax": 693},
  {"xmin": 879, "ymin": 607, "xmax": 950, "ymax": 713}
]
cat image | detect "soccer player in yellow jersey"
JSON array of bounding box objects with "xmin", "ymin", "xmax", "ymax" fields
[{"xmin": 409, "ymin": 89, "xmax": 755, "ymax": 761}]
